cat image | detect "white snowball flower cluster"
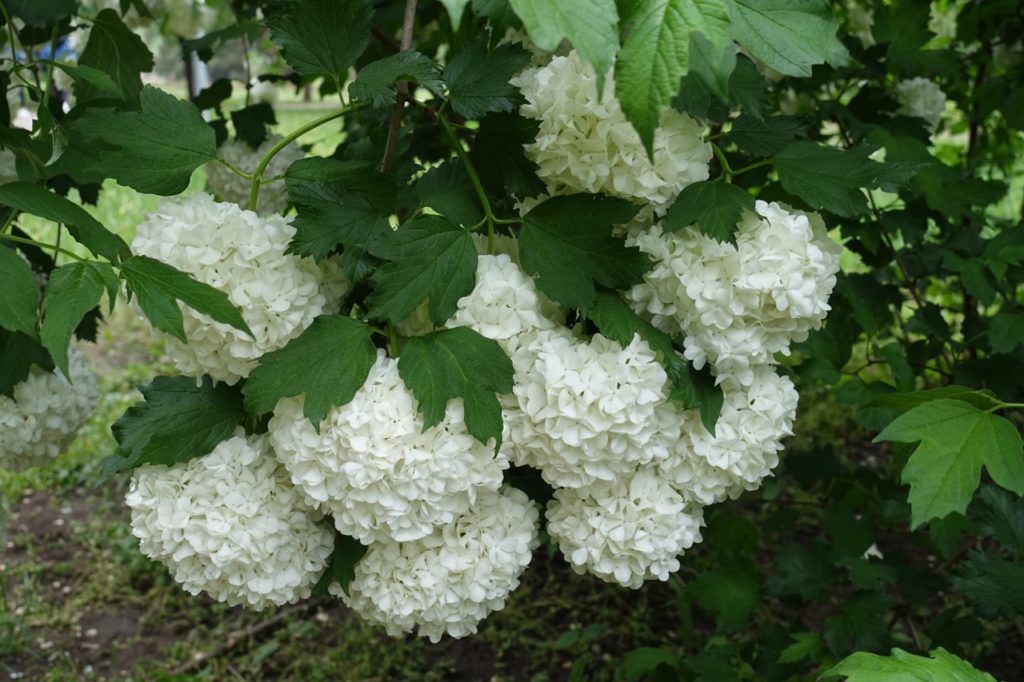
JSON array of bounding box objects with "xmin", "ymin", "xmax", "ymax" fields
[
  {"xmin": 131, "ymin": 193, "xmax": 348, "ymax": 384},
  {"xmin": 206, "ymin": 136, "xmax": 304, "ymax": 215},
  {"xmin": 895, "ymin": 77, "xmax": 947, "ymax": 131},
  {"xmin": 512, "ymin": 50, "xmax": 711, "ymax": 212},
  {"xmin": 625, "ymin": 200, "xmax": 841, "ymax": 384},
  {"xmin": 125, "ymin": 431, "xmax": 334, "ymax": 609},
  {"xmin": 268, "ymin": 351, "xmax": 508, "ymax": 545},
  {"xmin": 0, "ymin": 349, "xmax": 98, "ymax": 472},
  {"xmin": 845, "ymin": 0, "xmax": 875, "ymax": 47},
  {"xmin": 335, "ymin": 487, "xmax": 539, "ymax": 642},
  {"xmin": 547, "ymin": 469, "xmax": 704, "ymax": 588}
]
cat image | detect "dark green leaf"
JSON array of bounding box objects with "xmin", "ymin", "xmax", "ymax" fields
[
  {"xmin": 415, "ymin": 161, "xmax": 484, "ymax": 228},
  {"xmin": 101, "ymin": 376, "xmax": 246, "ymax": 478},
  {"xmin": 0, "ymin": 330, "xmax": 53, "ymax": 397},
  {"xmin": 690, "ymin": 566, "xmax": 760, "ymax": 631},
  {"xmin": 519, "ymin": 195, "xmax": 647, "ymax": 310},
  {"xmin": 398, "ymin": 327, "xmax": 513, "ymax": 447},
  {"xmin": 507, "ymin": 0, "xmax": 619, "ymax": 91},
  {"xmin": 313, "ymin": 532, "xmax": 368, "ymax": 596},
  {"xmin": 728, "ymin": 0, "xmax": 848, "ymax": 77},
  {"xmin": 443, "ymin": 39, "xmax": 530, "ymax": 119},
  {"xmin": 988, "ymin": 313, "xmax": 1024, "ymax": 354},
  {"xmin": 366, "ymin": 216, "xmax": 477, "ymax": 325},
  {"xmin": 40, "ymin": 262, "xmax": 118, "ymax": 377},
  {"xmin": 49, "ymin": 62, "xmax": 120, "ymax": 98},
  {"xmin": 687, "ymin": 31, "xmax": 736, "ymax": 102},
  {"xmin": 350, "ymin": 51, "xmax": 444, "ymax": 108},
  {"xmin": 242, "ymin": 316, "xmax": 377, "ymax": 426},
  {"xmin": 952, "ymin": 552, "xmax": 1024, "ymax": 618},
  {"xmin": 975, "ymin": 485, "xmax": 1024, "ymax": 548},
  {"xmin": 230, "ymin": 102, "xmax": 276, "ymax": 149},
  {"xmin": 7, "ymin": 0, "xmax": 76, "ymax": 26},
  {"xmin": 822, "ymin": 591, "xmax": 892, "ymax": 655},
  {"xmin": 766, "ymin": 543, "xmax": 835, "ymax": 601},
  {"xmin": 875, "ymin": 399, "xmax": 1024, "ymax": 528},
  {"xmin": 77, "ymin": 9, "xmax": 154, "ymax": 106},
  {"xmin": 471, "ymin": 112, "xmax": 545, "ymax": 198},
  {"xmin": 120, "ymin": 255, "xmax": 252, "ymax": 343},
  {"xmin": 615, "ymin": 0, "xmax": 731, "ymax": 151},
  {"xmin": 0, "ymin": 183, "xmax": 130, "ymax": 262},
  {"xmin": 268, "ymin": 0, "xmax": 372, "ymax": 82},
  {"xmin": 774, "ymin": 143, "xmax": 920, "ymax": 217},
  {"xmin": 622, "ymin": 648, "xmax": 680, "ymax": 682},
  {"xmin": 193, "ymin": 78, "xmax": 233, "ymax": 111},
  {"xmin": 0, "ymin": 245, "xmax": 39, "ymax": 339},
  {"xmin": 725, "ymin": 114, "xmax": 806, "ymax": 156},
  {"xmin": 74, "ymin": 86, "xmax": 217, "ymax": 195},
  {"xmin": 664, "ymin": 180, "xmax": 755, "ymax": 244}
]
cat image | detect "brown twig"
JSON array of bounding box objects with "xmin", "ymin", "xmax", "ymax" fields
[
  {"xmin": 379, "ymin": 0, "xmax": 418, "ymax": 173},
  {"xmin": 371, "ymin": 25, "xmax": 401, "ymax": 53}
]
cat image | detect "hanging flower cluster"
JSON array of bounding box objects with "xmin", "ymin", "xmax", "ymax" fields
[{"xmin": 0, "ymin": 349, "xmax": 99, "ymax": 472}]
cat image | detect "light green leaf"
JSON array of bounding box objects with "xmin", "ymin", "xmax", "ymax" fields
[
  {"xmin": 507, "ymin": 0, "xmax": 619, "ymax": 91},
  {"xmin": 664, "ymin": 180, "xmax": 755, "ymax": 244},
  {"xmin": 101, "ymin": 376, "xmax": 247, "ymax": 478},
  {"xmin": 398, "ymin": 327, "xmax": 513, "ymax": 447},
  {"xmin": 77, "ymin": 8, "xmax": 155, "ymax": 106},
  {"xmin": 615, "ymin": 0, "xmax": 730, "ymax": 151},
  {"xmin": 366, "ymin": 216, "xmax": 478, "ymax": 325},
  {"xmin": 0, "ymin": 183, "xmax": 130, "ymax": 263},
  {"xmin": 822, "ymin": 647, "xmax": 996, "ymax": 682},
  {"xmin": 727, "ymin": 0, "xmax": 848, "ymax": 78},
  {"xmin": 875, "ymin": 399, "xmax": 1024, "ymax": 528},
  {"xmin": 519, "ymin": 195, "xmax": 647, "ymax": 310},
  {"xmin": 242, "ymin": 316, "xmax": 377, "ymax": 427},
  {"xmin": 443, "ymin": 39, "xmax": 530, "ymax": 119},
  {"xmin": 350, "ymin": 51, "xmax": 444, "ymax": 108},
  {"xmin": 74, "ymin": 86, "xmax": 217, "ymax": 195},
  {"xmin": 40, "ymin": 262, "xmax": 119, "ymax": 377},
  {"xmin": 268, "ymin": 0, "xmax": 373, "ymax": 83},
  {"xmin": 0, "ymin": 245, "xmax": 40, "ymax": 339},
  {"xmin": 48, "ymin": 62, "xmax": 120, "ymax": 97},
  {"xmin": 439, "ymin": 0, "xmax": 472, "ymax": 25},
  {"xmin": 119, "ymin": 255, "xmax": 252, "ymax": 343}
]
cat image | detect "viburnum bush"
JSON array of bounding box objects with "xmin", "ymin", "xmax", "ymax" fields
[{"xmin": 1, "ymin": 0, "xmax": 1023, "ymax": 677}]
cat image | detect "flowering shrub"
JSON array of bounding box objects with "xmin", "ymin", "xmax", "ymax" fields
[{"xmin": 0, "ymin": 0, "xmax": 1021, "ymax": 678}]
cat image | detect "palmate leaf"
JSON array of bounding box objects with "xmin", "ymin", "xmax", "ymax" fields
[
  {"xmin": 689, "ymin": 565, "xmax": 760, "ymax": 632},
  {"xmin": 519, "ymin": 195, "xmax": 649, "ymax": 310},
  {"xmin": 470, "ymin": 112, "xmax": 545, "ymax": 199},
  {"xmin": 443, "ymin": 39, "xmax": 530, "ymax": 119},
  {"xmin": 0, "ymin": 330, "xmax": 53, "ymax": 397},
  {"xmin": 349, "ymin": 51, "xmax": 444, "ymax": 109},
  {"xmin": 727, "ymin": 0, "xmax": 849, "ymax": 78},
  {"xmin": 615, "ymin": 0, "xmax": 731, "ymax": 151},
  {"xmin": 823, "ymin": 647, "xmax": 996, "ymax": 682},
  {"xmin": 119, "ymin": 255, "xmax": 252, "ymax": 343},
  {"xmin": 415, "ymin": 161, "xmax": 484, "ymax": 228},
  {"xmin": 366, "ymin": 216, "xmax": 477, "ymax": 325},
  {"xmin": 100, "ymin": 376, "xmax": 247, "ymax": 478},
  {"xmin": 664, "ymin": 180, "xmax": 755, "ymax": 244},
  {"xmin": 40, "ymin": 262, "xmax": 119, "ymax": 378},
  {"xmin": 242, "ymin": 316, "xmax": 377, "ymax": 427},
  {"xmin": 0, "ymin": 245, "xmax": 40, "ymax": 340},
  {"xmin": 725, "ymin": 114, "xmax": 807, "ymax": 156},
  {"xmin": 268, "ymin": 0, "xmax": 372, "ymax": 84},
  {"xmin": 397, "ymin": 327, "xmax": 513, "ymax": 448},
  {"xmin": 951, "ymin": 551, "xmax": 1024, "ymax": 618},
  {"xmin": 875, "ymin": 399, "xmax": 1024, "ymax": 529},
  {"xmin": 76, "ymin": 8, "xmax": 154, "ymax": 106}
]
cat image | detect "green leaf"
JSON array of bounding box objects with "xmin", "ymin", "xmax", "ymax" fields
[
  {"xmin": 77, "ymin": 9, "xmax": 155, "ymax": 106},
  {"xmin": 471, "ymin": 112, "xmax": 545, "ymax": 198},
  {"xmin": 415, "ymin": 161, "xmax": 484, "ymax": 228},
  {"xmin": 622, "ymin": 648, "xmax": 680, "ymax": 682},
  {"xmin": 119, "ymin": 255, "xmax": 252, "ymax": 343},
  {"xmin": 774, "ymin": 143, "xmax": 920, "ymax": 217},
  {"xmin": 663, "ymin": 180, "xmax": 754, "ymax": 244},
  {"xmin": 0, "ymin": 183, "xmax": 130, "ymax": 263},
  {"xmin": 7, "ymin": 0, "xmax": 76, "ymax": 26},
  {"xmin": 989, "ymin": 313, "xmax": 1024, "ymax": 354},
  {"xmin": 615, "ymin": 0, "xmax": 731, "ymax": 151},
  {"xmin": 242, "ymin": 316, "xmax": 377, "ymax": 426},
  {"xmin": 952, "ymin": 552, "xmax": 1024, "ymax": 618},
  {"xmin": 507, "ymin": 0, "xmax": 619, "ymax": 91},
  {"xmin": 230, "ymin": 102, "xmax": 276, "ymax": 149},
  {"xmin": 366, "ymin": 216, "xmax": 478, "ymax": 325},
  {"xmin": 776, "ymin": 633, "xmax": 821, "ymax": 665},
  {"xmin": 439, "ymin": 0, "xmax": 472, "ymax": 25},
  {"xmin": 727, "ymin": 0, "xmax": 848, "ymax": 78},
  {"xmin": 519, "ymin": 195, "xmax": 648, "ymax": 310},
  {"xmin": 268, "ymin": 0, "xmax": 372, "ymax": 83},
  {"xmin": 823, "ymin": 647, "xmax": 996, "ymax": 682},
  {"xmin": 583, "ymin": 290, "xmax": 723, "ymax": 433},
  {"xmin": 865, "ymin": 386, "xmax": 1002, "ymax": 413},
  {"xmin": 0, "ymin": 245, "xmax": 39, "ymax": 340},
  {"xmin": 443, "ymin": 39, "xmax": 530, "ymax": 119},
  {"xmin": 724, "ymin": 114, "xmax": 806, "ymax": 157},
  {"xmin": 313, "ymin": 532, "xmax": 368, "ymax": 596},
  {"xmin": 100, "ymin": 376, "xmax": 247, "ymax": 478},
  {"xmin": 875, "ymin": 399, "xmax": 1024, "ymax": 529},
  {"xmin": 74, "ymin": 86, "xmax": 217, "ymax": 195},
  {"xmin": 975, "ymin": 485, "xmax": 1024, "ymax": 548},
  {"xmin": 49, "ymin": 62, "xmax": 120, "ymax": 98},
  {"xmin": 398, "ymin": 327, "xmax": 513, "ymax": 447},
  {"xmin": 0, "ymin": 330, "xmax": 53, "ymax": 397},
  {"xmin": 766, "ymin": 543, "xmax": 835, "ymax": 601},
  {"xmin": 40, "ymin": 262, "xmax": 118, "ymax": 378},
  {"xmin": 350, "ymin": 51, "xmax": 444, "ymax": 108},
  {"xmin": 690, "ymin": 566, "xmax": 760, "ymax": 631},
  {"xmin": 822, "ymin": 591, "xmax": 893, "ymax": 656},
  {"xmin": 687, "ymin": 32, "xmax": 736, "ymax": 102}
]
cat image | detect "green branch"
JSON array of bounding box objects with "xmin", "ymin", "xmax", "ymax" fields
[
  {"xmin": 0, "ymin": 232, "xmax": 87, "ymax": 262},
  {"xmin": 438, "ymin": 115, "xmax": 497, "ymax": 253}
]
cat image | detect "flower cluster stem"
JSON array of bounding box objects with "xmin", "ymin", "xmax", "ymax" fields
[{"xmin": 438, "ymin": 116, "xmax": 501, "ymax": 254}]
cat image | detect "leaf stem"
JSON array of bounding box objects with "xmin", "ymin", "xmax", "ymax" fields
[
  {"xmin": 0, "ymin": 232, "xmax": 86, "ymax": 261},
  {"xmin": 1, "ymin": 208, "xmax": 18, "ymax": 234},
  {"xmin": 217, "ymin": 156, "xmax": 254, "ymax": 180},
  {"xmin": 387, "ymin": 323, "xmax": 400, "ymax": 357},
  {"xmin": 247, "ymin": 103, "xmax": 366, "ymax": 212},
  {"xmin": 438, "ymin": 115, "xmax": 497, "ymax": 252},
  {"xmin": 730, "ymin": 159, "xmax": 771, "ymax": 176}
]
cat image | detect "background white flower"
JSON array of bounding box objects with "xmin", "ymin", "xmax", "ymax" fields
[
  {"xmin": 895, "ymin": 77, "xmax": 947, "ymax": 131},
  {"xmin": 126, "ymin": 431, "xmax": 334, "ymax": 610},
  {"xmin": 206, "ymin": 135, "xmax": 304, "ymax": 215},
  {"xmin": 131, "ymin": 193, "xmax": 348, "ymax": 384},
  {"xmin": 335, "ymin": 487, "xmax": 540, "ymax": 642},
  {"xmin": 0, "ymin": 349, "xmax": 98, "ymax": 472}
]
